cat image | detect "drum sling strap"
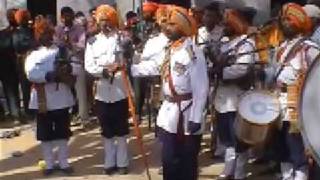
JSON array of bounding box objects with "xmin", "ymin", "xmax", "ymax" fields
[
  {"xmin": 33, "ymin": 83, "xmax": 47, "ymax": 114},
  {"xmin": 165, "ymin": 48, "xmax": 193, "ymax": 142},
  {"xmin": 274, "ymin": 37, "xmax": 307, "ymax": 81}
]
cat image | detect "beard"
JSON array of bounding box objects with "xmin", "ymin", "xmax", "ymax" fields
[{"xmin": 166, "ymin": 31, "xmax": 183, "ymax": 41}]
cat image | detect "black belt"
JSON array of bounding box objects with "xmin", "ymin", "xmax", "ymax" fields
[
  {"xmin": 280, "ymin": 86, "xmax": 287, "ymax": 93},
  {"xmin": 164, "ymin": 93, "xmax": 192, "ymax": 103}
]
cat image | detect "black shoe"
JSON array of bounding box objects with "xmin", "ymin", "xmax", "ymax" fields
[
  {"xmin": 118, "ymin": 167, "xmax": 129, "ymax": 175},
  {"xmin": 61, "ymin": 167, "xmax": 74, "ymax": 175},
  {"xmin": 104, "ymin": 167, "xmax": 117, "ymax": 175},
  {"xmin": 42, "ymin": 169, "xmax": 54, "ymax": 176},
  {"xmin": 217, "ymin": 174, "xmax": 234, "ymax": 180}
]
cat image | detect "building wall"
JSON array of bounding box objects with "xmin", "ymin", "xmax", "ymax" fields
[
  {"xmin": 7, "ymin": 0, "xmax": 27, "ymax": 9},
  {"xmin": 192, "ymin": 0, "xmax": 270, "ymax": 25},
  {"xmin": 0, "ymin": 0, "xmax": 8, "ymax": 30}
]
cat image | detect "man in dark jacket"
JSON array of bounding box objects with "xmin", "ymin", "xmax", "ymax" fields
[
  {"xmin": 12, "ymin": 9, "xmax": 34, "ymax": 117},
  {"xmin": 0, "ymin": 8, "xmax": 20, "ymax": 123}
]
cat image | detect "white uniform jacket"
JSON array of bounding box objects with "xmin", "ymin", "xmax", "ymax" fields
[
  {"xmin": 25, "ymin": 45, "xmax": 81, "ymax": 110},
  {"xmin": 85, "ymin": 32, "xmax": 128, "ymax": 103},
  {"xmin": 140, "ymin": 32, "xmax": 169, "ymax": 62},
  {"xmin": 197, "ymin": 25, "xmax": 224, "ymax": 50},
  {"xmin": 214, "ymin": 35, "xmax": 256, "ymax": 113},
  {"xmin": 276, "ymin": 36, "xmax": 319, "ymax": 121},
  {"xmin": 131, "ymin": 38, "xmax": 209, "ymax": 134}
]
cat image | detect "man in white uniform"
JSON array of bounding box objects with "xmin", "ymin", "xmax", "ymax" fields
[
  {"xmin": 275, "ymin": 3, "xmax": 319, "ymax": 180},
  {"xmin": 132, "ymin": 6, "xmax": 209, "ymax": 180},
  {"xmin": 214, "ymin": 9, "xmax": 256, "ymax": 180},
  {"xmin": 25, "ymin": 16, "xmax": 81, "ymax": 176},
  {"xmin": 84, "ymin": 4, "xmax": 131, "ymax": 175},
  {"xmin": 198, "ymin": 1, "xmax": 226, "ymax": 158}
]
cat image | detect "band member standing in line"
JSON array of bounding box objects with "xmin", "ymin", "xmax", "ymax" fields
[
  {"xmin": 131, "ymin": 6, "xmax": 209, "ymax": 180},
  {"xmin": 85, "ymin": 4, "xmax": 131, "ymax": 175},
  {"xmin": 197, "ymin": 2, "xmax": 226, "ymax": 158},
  {"xmin": 276, "ymin": 3, "xmax": 319, "ymax": 180},
  {"xmin": 54, "ymin": 6, "xmax": 88, "ymax": 125},
  {"xmin": 214, "ymin": 9, "xmax": 256, "ymax": 180},
  {"xmin": 25, "ymin": 16, "xmax": 80, "ymax": 176}
]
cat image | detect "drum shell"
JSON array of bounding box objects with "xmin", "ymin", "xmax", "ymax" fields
[{"xmin": 235, "ymin": 113, "xmax": 279, "ymax": 145}]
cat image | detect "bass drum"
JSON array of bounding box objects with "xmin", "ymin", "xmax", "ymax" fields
[
  {"xmin": 300, "ymin": 58, "xmax": 320, "ymax": 165},
  {"xmin": 236, "ymin": 90, "xmax": 281, "ymax": 145}
]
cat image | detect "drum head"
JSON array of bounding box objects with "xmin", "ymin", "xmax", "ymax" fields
[
  {"xmin": 238, "ymin": 91, "xmax": 280, "ymax": 125},
  {"xmin": 300, "ymin": 58, "xmax": 320, "ymax": 165}
]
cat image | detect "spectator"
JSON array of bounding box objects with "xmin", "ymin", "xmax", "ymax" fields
[{"xmin": 12, "ymin": 9, "xmax": 35, "ymax": 118}]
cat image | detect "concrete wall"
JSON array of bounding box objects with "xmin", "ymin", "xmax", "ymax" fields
[
  {"xmin": 6, "ymin": 0, "xmax": 27, "ymax": 9},
  {"xmin": 0, "ymin": 0, "xmax": 8, "ymax": 30}
]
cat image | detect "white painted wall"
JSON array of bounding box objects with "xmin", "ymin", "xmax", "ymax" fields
[
  {"xmin": 192, "ymin": 0, "xmax": 270, "ymax": 25},
  {"xmin": 0, "ymin": 0, "xmax": 9, "ymax": 30},
  {"xmin": 6, "ymin": 0, "xmax": 26, "ymax": 9}
]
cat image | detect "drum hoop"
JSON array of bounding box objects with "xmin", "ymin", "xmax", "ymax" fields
[
  {"xmin": 237, "ymin": 113, "xmax": 280, "ymax": 126},
  {"xmin": 237, "ymin": 90, "xmax": 281, "ymax": 125},
  {"xmin": 299, "ymin": 57, "xmax": 320, "ymax": 165}
]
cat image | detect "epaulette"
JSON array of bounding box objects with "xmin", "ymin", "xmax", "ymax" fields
[
  {"xmin": 186, "ymin": 44, "xmax": 197, "ymax": 61},
  {"xmin": 87, "ymin": 36, "xmax": 97, "ymax": 45}
]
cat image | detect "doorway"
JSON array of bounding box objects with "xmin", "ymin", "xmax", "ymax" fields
[{"xmin": 27, "ymin": 0, "xmax": 57, "ymax": 18}]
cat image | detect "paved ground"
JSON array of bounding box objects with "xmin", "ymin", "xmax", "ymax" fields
[{"xmin": 0, "ymin": 119, "xmax": 277, "ymax": 180}]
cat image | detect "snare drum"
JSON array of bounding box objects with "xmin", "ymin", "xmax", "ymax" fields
[{"xmin": 236, "ymin": 90, "xmax": 281, "ymax": 145}]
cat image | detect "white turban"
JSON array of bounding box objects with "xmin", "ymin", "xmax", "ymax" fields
[{"xmin": 304, "ymin": 4, "xmax": 320, "ymax": 18}]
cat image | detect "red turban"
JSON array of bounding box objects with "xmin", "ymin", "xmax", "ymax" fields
[
  {"xmin": 33, "ymin": 15, "xmax": 54, "ymax": 42},
  {"xmin": 281, "ymin": 3, "xmax": 312, "ymax": 34},
  {"xmin": 14, "ymin": 9, "xmax": 31, "ymax": 25},
  {"xmin": 155, "ymin": 4, "xmax": 169, "ymax": 25},
  {"xmin": 143, "ymin": 1, "xmax": 159, "ymax": 18},
  {"xmin": 167, "ymin": 6, "xmax": 197, "ymax": 37},
  {"xmin": 95, "ymin": 4, "xmax": 119, "ymax": 28},
  {"xmin": 224, "ymin": 9, "xmax": 249, "ymax": 35}
]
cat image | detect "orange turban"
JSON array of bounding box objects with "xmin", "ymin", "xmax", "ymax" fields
[
  {"xmin": 14, "ymin": 9, "xmax": 31, "ymax": 25},
  {"xmin": 281, "ymin": 3, "xmax": 312, "ymax": 34},
  {"xmin": 95, "ymin": 4, "xmax": 118, "ymax": 28},
  {"xmin": 155, "ymin": 4, "xmax": 169, "ymax": 25},
  {"xmin": 33, "ymin": 15, "xmax": 54, "ymax": 42},
  {"xmin": 143, "ymin": 1, "xmax": 159, "ymax": 17},
  {"xmin": 224, "ymin": 9, "xmax": 249, "ymax": 35},
  {"xmin": 167, "ymin": 6, "xmax": 197, "ymax": 37}
]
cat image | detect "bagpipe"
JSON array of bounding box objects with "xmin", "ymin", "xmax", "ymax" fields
[{"xmin": 53, "ymin": 45, "xmax": 81, "ymax": 89}]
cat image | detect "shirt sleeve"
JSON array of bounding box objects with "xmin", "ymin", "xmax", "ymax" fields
[
  {"xmin": 131, "ymin": 59, "xmax": 161, "ymax": 77},
  {"xmin": 72, "ymin": 26, "xmax": 86, "ymax": 51},
  {"xmin": 131, "ymin": 45, "xmax": 165, "ymax": 77},
  {"xmin": 189, "ymin": 47, "xmax": 209, "ymax": 124},
  {"xmin": 84, "ymin": 42, "xmax": 104, "ymax": 78},
  {"xmin": 25, "ymin": 53, "xmax": 48, "ymax": 83},
  {"xmin": 223, "ymin": 41, "xmax": 255, "ymax": 79}
]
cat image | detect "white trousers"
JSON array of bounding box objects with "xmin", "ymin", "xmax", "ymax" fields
[
  {"xmin": 223, "ymin": 147, "xmax": 236, "ymax": 176},
  {"xmin": 40, "ymin": 139, "xmax": 70, "ymax": 169},
  {"xmin": 281, "ymin": 163, "xmax": 309, "ymax": 180},
  {"xmin": 75, "ymin": 67, "xmax": 89, "ymax": 121},
  {"xmin": 234, "ymin": 152, "xmax": 248, "ymax": 179},
  {"xmin": 103, "ymin": 136, "xmax": 129, "ymax": 168}
]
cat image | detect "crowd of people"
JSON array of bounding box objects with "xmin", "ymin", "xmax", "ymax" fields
[{"xmin": 1, "ymin": 0, "xmax": 320, "ymax": 180}]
